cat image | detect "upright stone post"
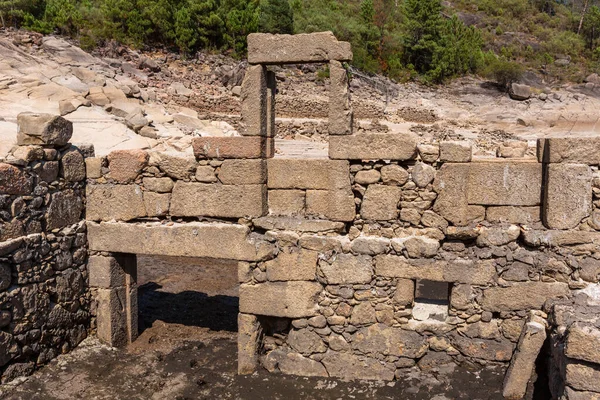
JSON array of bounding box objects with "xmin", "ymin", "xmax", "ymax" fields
[
  {"xmin": 240, "ymin": 65, "xmax": 268, "ymax": 136},
  {"xmin": 328, "ymin": 60, "xmax": 353, "ymax": 135},
  {"xmin": 89, "ymin": 253, "xmax": 138, "ymax": 347},
  {"xmin": 238, "ymin": 313, "xmax": 262, "ymax": 374}
]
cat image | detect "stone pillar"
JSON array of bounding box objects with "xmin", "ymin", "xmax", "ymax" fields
[
  {"xmin": 328, "ymin": 60, "xmax": 353, "ymax": 135},
  {"xmin": 238, "ymin": 313, "xmax": 262, "ymax": 374},
  {"xmin": 89, "ymin": 253, "xmax": 138, "ymax": 347},
  {"xmin": 543, "ymin": 164, "xmax": 592, "ymax": 230},
  {"xmin": 240, "ymin": 65, "xmax": 268, "ymax": 136},
  {"xmin": 266, "ymin": 70, "xmax": 277, "ymax": 138}
]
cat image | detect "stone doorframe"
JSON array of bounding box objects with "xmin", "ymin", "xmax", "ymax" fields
[
  {"xmin": 241, "ymin": 32, "xmax": 354, "ymax": 138},
  {"xmin": 89, "ymin": 253, "xmax": 138, "ymax": 347},
  {"xmin": 87, "ymin": 31, "xmax": 355, "ymax": 349}
]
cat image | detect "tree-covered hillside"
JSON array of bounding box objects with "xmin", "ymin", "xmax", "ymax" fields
[{"xmin": 1, "ymin": 0, "xmax": 599, "ymax": 84}]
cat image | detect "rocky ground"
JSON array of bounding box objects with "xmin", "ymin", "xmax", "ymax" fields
[
  {"xmin": 2, "ymin": 28, "xmax": 600, "ymax": 162},
  {"xmin": 0, "ymin": 255, "xmax": 507, "ymax": 400}
]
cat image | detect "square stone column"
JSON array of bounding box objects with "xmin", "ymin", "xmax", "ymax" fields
[
  {"xmin": 328, "ymin": 60, "xmax": 353, "ymax": 135},
  {"xmin": 240, "ymin": 65, "xmax": 268, "ymax": 136},
  {"xmin": 89, "ymin": 253, "xmax": 138, "ymax": 347}
]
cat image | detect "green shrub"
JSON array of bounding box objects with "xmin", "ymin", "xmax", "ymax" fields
[{"xmin": 479, "ymin": 52, "xmax": 524, "ymax": 89}]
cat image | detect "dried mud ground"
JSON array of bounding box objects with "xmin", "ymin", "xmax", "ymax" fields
[{"xmin": 0, "ymin": 256, "xmax": 506, "ymax": 400}]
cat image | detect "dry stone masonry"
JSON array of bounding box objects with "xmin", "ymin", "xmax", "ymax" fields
[
  {"xmin": 1, "ymin": 33, "xmax": 600, "ymax": 399},
  {"xmin": 0, "ymin": 114, "xmax": 89, "ymax": 383}
]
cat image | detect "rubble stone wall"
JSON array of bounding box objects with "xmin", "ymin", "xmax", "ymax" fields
[
  {"xmin": 0, "ymin": 114, "xmax": 90, "ymax": 382},
  {"xmin": 237, "ymin": 136, "xmax": 600, "ymax": 391}
]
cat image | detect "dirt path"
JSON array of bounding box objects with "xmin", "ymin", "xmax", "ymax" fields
[{"xmin": 0, "ymin": 256, "xmax": 505, "ymax": 400}]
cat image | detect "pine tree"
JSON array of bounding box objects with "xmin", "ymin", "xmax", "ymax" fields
[
  {"xmin": 402, "ymin": 0, "xmax": 444, "ymax": 74},
  {"xmin": 259, "ymin": 0, "xmax": 293, "ymax": 34}
]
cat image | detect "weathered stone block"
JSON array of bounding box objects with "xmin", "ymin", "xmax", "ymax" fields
[
  {"xmin": 254, "ymin": 216, "xmax": 345, "ymax": 233},
  {"xmin": 329, "ymin": 133, "xmax": 417, "ymax": 160},
  {"xmin": 247, "ymin": 32, "xmax": 352, "ymax": 64},
  {"xmin": 544, "ymin": 163, "xmax": 592, "ymax": 230},
  {"xmin": 107, "ymin": 149, "xmax": 148, "ymax": 183},
  {"xmin": 17, "ymin": 112, "xmax": 72, "ymax": 146},
  {"xmin": 239, "ymin": 281, "xmax": 322, "ymax": 318},
  {"xmin": 219, "ymin": 159, "xmax": 266, "ymax": 185},
  {"xmin": 87, "ymin": 221, "xmax": 271, "ymax": 261},
  {"xmin": 412, "ymin": 162, "xmax": 435, "ymax": 188},
  {"xmin": 381, "ymin": 164, "xmax": 408, "ymax": 185},
  {"xmin": 195, "ymin": 165, "xmax": 218, "ymax": 182},
  {"xmin": 352, "ymin": 324, "xmax": 428, "ymax": 358},
  {"xmin": 170, "ymin": 182, "xmax": 266, "ymax": 218},
  {"xmin": 538, "ymin": 137, "xmax": 600, "ymax": 164},
  {"xmin": 268, "ymin": 190, "xmax": 305, "ymax": 215},
  {"xmin": 86, "ymin": 184, "xmax": 146, "ymax": 222},
  {"xmin": 192, "ymin": 136, "xmax": 274, "ymax": 159},
  {"xmin": 566, "ymin": 323, "xmax": 600, "ymax": 365},
  {"xmin": 486, "ymin": 206, "xmax": 540, "ymax": 224},
  {"xmin": 267, "ymin": 159, "xmax": 350, "ymax": 190},
  {"xmin": 240, "ymin": 65, "xmax": 267, "ymax": 136},
  {"xmin": 354, "ymin": 169, "xmax": 381, "ymax": 184},
  {"xmin": 46, "ymin": 190, "xmax": 83, "ymax": 230},
  {"xmin": 238, "ymin": 313, "xmax": 262, "ymax": 375},
  {"xmin": 566, "ymin": 362, "xmax": 600, "ymax": 393},
  {"xmin": 350, "ymin": 236, "xmax": 390, "ymax": 255},
  {"xmin": 476, "ymin": 225, "xmax": 520, "ymax": 247},
  {"xmin": 375, "ymin": 255, "xmax": 496, "ymax": 285},
  {"xmin": 439, "ymin": 141, "xmax": 472, "ymax": 162},
  {"xmin": 143, "ymin": 192, "xmax": 170, "ymax": 217},
  {"xmin": 418, "ymin": 144, "xmax": 439, "ymax": 163},
  {"xmin": 0, "ymin": 220, "xmax": 24, "ymax": 241},
  {"xmin": 88, "ymin": 255, "xmax": 127, "ymax": 288},
  {"xmin": 96, "ymin": 286, "xmax": 137, "ymax": 347},
  {"xmin": 467, "ymin": 161, "xmax": 542, "ymax": 206},
  {"xmin": 265, "ymin": 248, "xmax": 318, "ymax": 281},
  {"xmin": 85, "ymin": 157, "xmax": 103, "ymax": 179},
  {"xmin": 321, "ymin": 350, "xmax": 395, "ymax": 381},
  {"xmin": 522, "ymin": 229, "xmax": 600, "ymax": 247},
  {"xmin": 360, "ymin": 185, "xmax": 402, "ymax": 220},
  {"xmin": 288, "ymin": 328, "xmax": 327, "ymax": 354},
  {"xmin": 393, "ymin": 278, "xmax": 415, "ymax": 306},
  {"xmin": 502, "ymin": 315, "xmax": 547, "ymax": 399},
  {"xmin": 150, "ymin": 152, "xmax": 196, "ymax": 180},
  {"xmin": 60, "ymin": 148, "xmax": 86, "ymax": 182},
  {"xmin": 142, "ymin": 177, "xmax": 173, "ymax": 193},
  {"xmin": 319, "ymin": 254, "xmax": 373, "ymax": 284},
  {"xmin": 564, "ymin": 388, "xmax": 600, "ymax": 400},
  {"xmin": 305, "ymin": 189, "xmax": 355, "ymax": 222},
  {"xmin": 0, "ymin": 164, "xmax": 31, "ymax": 195},
  {"xmin": 38, "ymin": 160, "xmax": 59, "ymax": 183},
  {"xmin": 481, "ymin": 282, "xmax": 569, "ymax": 312},
  {"xmin": 278, "ymin": 352, "xmax": 328, "ymax": 377},
  {"xmin": 433, "ymin": 163, "xmax": 471, "ymax": 226},
  {"xmin": 450, "ymin": 332, "xmax": 515, "ymax": 361},
  {"xmin": 329, "ymin": 60, "xmax": 353, "ymax": 135}
]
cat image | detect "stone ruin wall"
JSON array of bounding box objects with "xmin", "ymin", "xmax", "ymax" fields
[
  {"xmin": 1, "ymin": 32, "xmax": 600, "ymax": 399},
  {"xmin": 0, "ymin": 113, "xmax": 90, "ymax": 382}
]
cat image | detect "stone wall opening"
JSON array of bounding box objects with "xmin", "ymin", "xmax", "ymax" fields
[{"xmin": 137, "ymin": 255, "xmax": 239, "ymax": 335}]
